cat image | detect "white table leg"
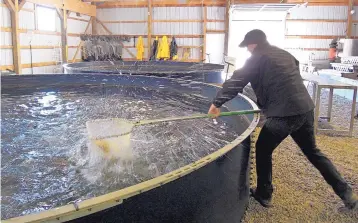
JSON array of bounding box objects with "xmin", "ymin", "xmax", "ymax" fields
[
  {"xmin": 349, "ymin": 88, "xmax": 357, "ymax": 137},
  {"xmin": 327, "ymin": 88, "xmax": 333, "ymax": 122},
  {"xmin": 314, "ymin": 87, "xmax": 321, "ymax": 135}
]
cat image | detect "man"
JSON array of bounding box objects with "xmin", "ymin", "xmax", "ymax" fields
[{"xmin": 208, "ymin": 29, "xmax": 357, "ymax": 210}]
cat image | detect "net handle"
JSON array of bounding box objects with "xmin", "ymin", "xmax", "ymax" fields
[{"xmin": 135, "ymin": 109, "xmax": 260, "ymax": 126}]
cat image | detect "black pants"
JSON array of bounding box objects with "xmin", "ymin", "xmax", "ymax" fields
[{"xmin": 255, "ymin": 110, "xmax": 351, "ymax": 200}]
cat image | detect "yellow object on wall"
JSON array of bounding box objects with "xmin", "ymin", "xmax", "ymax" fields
[
  {"xmin": 156, "ymin": 36, "xmax": 170, "ymax": 60},
  {"xmin": 136, "ymin": 36, "xmax": 144, "ymax": 60}
]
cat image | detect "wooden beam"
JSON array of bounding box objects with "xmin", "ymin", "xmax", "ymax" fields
[
  {"xmin": 55, "ymin": 7, "xmax": 63, "ymax": 20},
  {"xmin": 224, "ymin": 0, "xmax": 230, "ymax": 56},
  {"xmin": 0, "ymin": 45, "xmax": 13, "ymax": 49},
  {"xmin": 21, "ymin": 8, "xmax": 34, "ymax": 12},
  {"xmin": 25, "ymin": 0, "xmax": 96, "ymax": 16},
  {"xmin": 91, "ymin": 2, "xmax": 97, "ymax": 34},
  {"xmin": 96, "ymin": 18, "xmax": 113, "ymax": 35},
  {"xmin": 1, "ymin": 27, "xmax": 12, "ymax": 32},
  {"xmin": 148, "ymin": 0, "xmax": 152, "ymax": 59},
  {"xmin": 207, "ymin": 30, "xmax": 225, "ymax": 33},
  {"xmin": 347, "ymin": 0, "xmax": 354, "ymax": 37},
  {"xmin": 203, "ymin": 6, "xmax": 207, "ymax": 62},
  {"xmin": 5, "ymin": 0, "xmax": 22, "ymax": 74},
  {"xmin": 68, "ymin": 17, "xmax": 90, "ymax": 22},
  {"xmin": 4, "ymin": 0, "xmax": 15, "ymax": 11},
  {"xmin": 18, "ymin": 0, "xmax": 27, "ymax": 11},
  {"xmin": 72, "ymin": 17, "xmax": 93, "ymax": 62},
  {"xmin": 1, "ymin": 45, "xmax": 65, "ymax": 49},
  {"xmin": 59, "ymin": 8, "xmax": 68, "ymax": 63},
  {"xmin": 1, "ymin": 61, "xmax": 59, "ymax": 71}
]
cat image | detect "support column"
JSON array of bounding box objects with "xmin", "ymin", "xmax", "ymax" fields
[
  {"xmin": 91, "ymin": 2, "xmax": 97, "ymax": 34},
  {"xmin": 147, "ymin": 0, "xmax": 152, "ymax": 60},
  {"xmin": 347, "ymin": 0, "xmax": 354, "ymax": 38},
  {"xmin": 203, "ymin": 6, "xmax": 207, "ymax": 62},
  {"xmin": 61, "ymin": 9, "xmax": 68, "ymax": 63},
  {"xmin": 5, "ymin": 0, "xmax": 21, "ymax": 74},
  {"xmin": 224, "ymin": 0, "xmax": 230, "ymax": 56}
]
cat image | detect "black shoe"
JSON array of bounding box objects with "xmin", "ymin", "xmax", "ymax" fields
[
  {"xmin": 342, "ymin": 192, "xmax": 358, "ymax": 210},
  {"xmin": 250, "ymin": 188, "xmax": 272, "ymax": 208}
]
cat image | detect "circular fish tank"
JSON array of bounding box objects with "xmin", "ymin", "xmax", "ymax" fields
[
  {"xmin": 1, "ymin": 74, "xmax": 259, "ymax": 223},
  {"xmin": 63, "ymin": 61, "xmax": 226, "ymax": 84}
]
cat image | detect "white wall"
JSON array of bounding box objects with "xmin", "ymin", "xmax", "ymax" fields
[
  {"xmin": 285, "ymin": 6, "xmax": 348, "ymax": 63},
  {"xmin": 0, "ymin": 1, "xmax": 13, "ymax": 69},
  {"xmin": 68, "ymin": 12, "xmax": 92, "ymax": 61},
  {"xmin": 1, "ymin": 2, "xmax": 90, "ymax": 74},
  {"xmin": 96, "ymin": 6, "xmax": 225, "ymax": 62}
]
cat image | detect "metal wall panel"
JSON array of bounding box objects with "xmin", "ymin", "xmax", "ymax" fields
[
  {"xmin": 175, "ymin": 38, "xmax": 201, "ymax": 46},
  {"xmin": 19, "ymin": 11, "xmax": 35, "ymax": 30},
  {"xmin": 153, "ymin": 7, "xmax": 202, "ymax": 20},
  {"xmin": 21, "ymin": 49, "xmax": 57, "ymax": 63},
  {"xmin": 289, "ymin": 6, "xmax": 348, "ymax": 20},
  {"xmin": 0, "ymin": 49, "xmax": 13, "ymax": 65},
  {"xmin": 68, "ymin": 48, "xmax": 81, "ymax": 60},
  {"xmin": 286, "ymin": 22, "xmax": 346, "ymax": 36},
  {"xmin": 284, "ymin": 39, "xmax": 331, "ymax": 49},
  {"xmin": 104, "ymin": 23, "xmax": 147, "ymax": 35},
  {"xmin": 207, "ymin": 7, "xmax": 225, "ymax": 20},
  {"xmin": 207, "ymin": 22, "xmax": 225, "ymax": 31},
  {"xmin": 68, "ymin": 20, "xmax": 91, "ymax": 34},
  {"xmin": 69, "ymin": 12, "xmax": 91, "ymax": 21},
  {"xmin": 67, "ymin": 36, "xmax": 81, "ymax": 46},
  {"xmin": 353, "ymin": 6, "xmax": 358, "ymax": 20},
  {"xmin": 97, "ymin": 8, "xmax": 147, "ymax": 21},
  {"xmin": 1, "ymin": 31, "xmax": 12, "ymax": 45},
  {"xmin": 1, "ymin": 5, "xmax": 11, "ymax": 27},
  {"xmin": 20, "ymin": 33, "xmax": 61, "ymax": 45},
  {"xmin": 153, "ymin": 22, "xmax": 202, "ymax": 35},
  {"xmin": 286, "ymin": 49, "xmax": 329, "ymax": 61},
  {"xmin": 122, "ymin": 37, "xmax": 148, "ymax": 47},
  {"xmin": 22, "ymin": 2, "xmax": 34, "ymax": 10}
]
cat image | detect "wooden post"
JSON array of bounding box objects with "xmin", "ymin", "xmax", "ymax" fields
[
  {"xmin": 60, "ymin": 9, "xmax": 68, "ymax": 63},
  {"xmin": 347, "ymin": 0, "xmax": 354, "ymax": 37},
  {"xmin": 72, "ymin": 17, "xmax": 93, "ymax": 62},
  {"xmin": 147, "ymin": 0, "xmax": 152, "ymax": 60},
  {"xmin": 203, "ymin": 6, "xmax": 207, "ymax": 62},
  {"xmin": 5, "ymin": 0, "xmax": 22, "ymax": 74},
  {"xmin": 91, "ymin": 2, "xmax": 97, "ymax": 34},
  {"xmin": 19, "ymin": 0, "xmax": 27, "ymax": 11},
  {"xmin": 224, "ymin": 0, "xmax": 230, "ymax": 56}
]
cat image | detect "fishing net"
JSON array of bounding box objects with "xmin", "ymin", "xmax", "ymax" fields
[{"xmin": 86, "ymin": 119, "xmax": 135, "ymax": 161}]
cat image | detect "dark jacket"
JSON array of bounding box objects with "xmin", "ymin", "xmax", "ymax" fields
[{"xmin": 213, "ymin": 43, "xmax": 314, "ymax": 117}]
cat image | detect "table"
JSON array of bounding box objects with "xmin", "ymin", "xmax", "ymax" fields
[{"xmin": 301, "ymin": 73, "xmax": 357, "ymax": 137}]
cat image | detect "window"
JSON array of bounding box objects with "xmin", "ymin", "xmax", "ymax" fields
[{"xmin": 36, "ymin": 6, "xmax": 56, "ymax": 31}]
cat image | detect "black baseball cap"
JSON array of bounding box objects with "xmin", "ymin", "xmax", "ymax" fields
[{"xmin": 239, "ymin": 29, "xmax": 267, "ymax": 48}]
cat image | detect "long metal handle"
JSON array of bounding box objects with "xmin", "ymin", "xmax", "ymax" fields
[{"xmin": 135, "ymin": 109, "xmax": 260, "ymax": 126}]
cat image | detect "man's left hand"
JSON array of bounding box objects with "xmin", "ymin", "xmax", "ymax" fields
[{"xmin": 208, "ymin": 104, "xmax": 221, "ymax": 118}]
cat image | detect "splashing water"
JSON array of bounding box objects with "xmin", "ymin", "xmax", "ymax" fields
[{"xmin": 1, "ymin": 84, "xmax": 242, "ymax": 219}]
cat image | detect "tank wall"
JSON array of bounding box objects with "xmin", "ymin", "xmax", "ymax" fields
[{"xmin": 1, "ymin": 74, "xmax": 257, "ymax": 222}]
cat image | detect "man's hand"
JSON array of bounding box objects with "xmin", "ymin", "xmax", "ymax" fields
[{"xmin": 208, "ymin": 104, "xmax": 221, "ymax": 118}]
